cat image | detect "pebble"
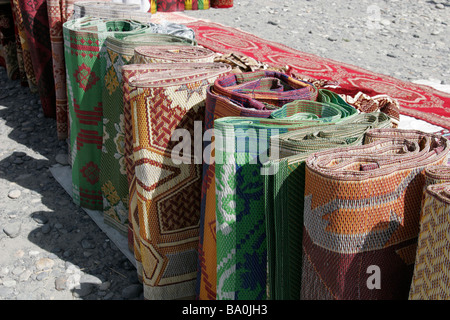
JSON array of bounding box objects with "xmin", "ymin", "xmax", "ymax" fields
[
  {"xmin": 55, "ymin": 153, "xmax": 69, "ymax": 166},
  {"xmin": 121, "ymin": 284, "xmax": 143, "ymax": 299},
  {"xmin": 3, "ymin": 221, "xmax": 22, "ymax": 238},
  {"xmin": 7, "ymin": 189, "xmax": 21, "ymax": 199},
  {"xmin": 35, "ymin": 257, "xmax": 55, "ymax": 270}
]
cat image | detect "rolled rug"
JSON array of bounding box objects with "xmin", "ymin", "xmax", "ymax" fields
[
  {"xmin": 63, "ymin": 17, "xmax": 151, "ymax": 210},
  {"xmin": 263, "ymin": 112, "xmax": 392, "ymax": 300},
  {"xmin": 17, "ymin": 0, "xmax": 56, "ymax": 118},
  {"xmin": 213, "ymin": 98, "xmax": 357, "ymax": 300},
  {"xmin": 0, "ymin": 2, "xmax": 19, "ymax": 81},
  {"xmin": 99, "ymin": 35, "xmax": 196, "ymax": 245},
  {"xmin": 72, "ymin": 1, "xmax": 152, "ymax": 21},
  {"xmin": 147, "ymin": 0, "xmax": 210, "ymax": 13},
  {"xmin": 302, "ymin": 128, "xmax": 450, "ymax": 300},
  {"xmin": 10, "ymin": 0, "xmax": 38, "ymax": 92},
  {"xmin": 196, "ymin": 74, "xmax": 356, "ymax": 300},
  {"xmin": 409, "ymin": 180, "xmax": 450, "ymax": 300},
  {"xmin": 47, "ymin": 0, "xmax": 112, "ymax": 140},
  {"xmin": 122, "ymin": 46, "xmax": 217, "ymax": 282},
  {"xmin": 422, "ymin": 164, "xmax": 450, "ymax": 188},
  {"xmin": 133, "ymin": 45, "xmax": 215, "ymax": 64},
  {"xmin": 211, "ymin": 0, "xmax": 233, "ymax": 8},
  {"xmin": 123, "ymin": 62, "xmax": 231, "ymax": 300}
]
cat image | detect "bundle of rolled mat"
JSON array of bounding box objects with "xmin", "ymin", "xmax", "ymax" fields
[
  {"xmin": 123, "ymin": 61, "xmax": 231, "ymax": 300},
  {"xmin": 100, "ymin": 35, "xmax": 197, "ymax": 240},
  {"xmin": 409, "ymin": 165, "xmax": 450, "ymax": 300},
  {"xmin": 302, "ymin": 128, "xmax": 450, "ymax": 300},
  {"xmin": 121, "ymin": 45, "xmax": 219, "ymax": 283},
  {"xmin": 196, "ymin": 70, "xmax": 358, "ymax": 300},
  {"xmin": 263, "ymin": 112, "xmax": 392, "ymax": 300}
]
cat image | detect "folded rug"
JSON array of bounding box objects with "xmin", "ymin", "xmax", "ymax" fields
[
  {"xmin": 63, "ymin": 17, "xmax": 151, "ymax": 210},
  {"xmin": 123, "ymin": 62, "xmax": 231, "ymax": 299},
  {"xmin": 302, "ymin": 128, "xmax": 450, "ymax": 300},
  {"xmin": 99, "ymin": 35, "xmax": 196, "ymax": 244},
  {"xmin": 213, "ymin": 97, "xmax": 358, "ymax": 300},
  {"xmin": 263, "ymin": 112, "xmax": 392, "ymax": 300},
  {"xmin": 409, "ymin": 174, "xmax": 450, "ymax": 300},
  {"xmin": 17, "ymin": 0, "xmax": 56, "ymax": 118}
]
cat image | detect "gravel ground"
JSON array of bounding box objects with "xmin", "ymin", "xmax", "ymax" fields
[
  {"xmin": 184, "ymin": 0, "xmax": 450, "ymax": 84},
  {"xmin": 0, "ymin": 0, "xmax": 448, "ymax": 300}
]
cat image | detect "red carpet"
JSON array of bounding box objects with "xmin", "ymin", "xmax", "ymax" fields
[{"xmin": 186, "ymin": 20, "xmax": 450, "ymax": 130}]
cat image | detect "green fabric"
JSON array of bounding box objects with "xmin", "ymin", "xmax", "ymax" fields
[
  {"xmin": 263, "ymin": 112, "xmax": 392, "ymax": 300},
  {"xmin": 214, "ymin": 98, "xmax": 359, "ymax": 300},
  {"xmin": 63, "ymin": 17, "xmax": 151, "ymax": 210}
]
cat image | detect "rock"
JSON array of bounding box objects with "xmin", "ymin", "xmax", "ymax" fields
[
  {"xmin": 35, "ymin": 257, "xmax": 55, "ymax": 270},
  {"xmin": 40, "ymin": 224, "xmax": 51, "ymax": 234},
  {"xmin": 436, "ymin": 3, "xmax": 445, "ymax": 9},
  {"xmin": 55, "ymin": 276, "xmax": 68, "ymax": 291},
  {"xmin": 32, "ymin": 213, "xmax": 48, "ymax": 225},
  {"xmin": 55, "ymin": 153, "xmax": 69, "ymax": 165},
  {"xmin": 72, "ymin": 283, "xmax": 94, "ymax": 298},
  {"xmin": 121, "ymin": 284, "xmax": 143, "ymax": 299},
  {"xmin": 81, "ymin": 239, "xmax": 95, "ymax": 249},
  {"xmin": 80, "ymin": 274, "xmax": 102, "ymax": 286},
  {"xmin": 36, "ymin": 271, "xmax": 49, "ymax": 281},
  {"xmin": 98, "ymin": 281, "xmax": 111, "ymax": 291},
  {"xmin": 3, "ymin": 221, "xmax": 22, "ymax": 238},
  {"xmin": 19, "ymin": 270, "xmax": 32, "ymax": 282},
  {"xmin": 0, "ymin": 286, "xmax": 14, "ymax": 298},
  {"xmin": 7, "ymin": 189, "xmax": 21, "ymax": 199},
  {"xmin": 2, "ymin": 278, "xmax": 17, "ymax": 287}
]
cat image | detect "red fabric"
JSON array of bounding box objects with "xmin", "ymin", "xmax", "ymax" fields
[
  {"xmin": 186, "ymin": 20, "xmax": 450, "ymax": 129},
  {"xmin": 157, "ymin": 0, "xmax": 185, "ymax": 12},
  {"xmin": 211, "ymin": 0, "xmax": 233, "ymax": 8},
  {"xmin": 18, "ymin": 0, "xmax": 56, "ymax": 118}
]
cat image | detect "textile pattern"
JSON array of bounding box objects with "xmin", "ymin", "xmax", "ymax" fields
[
  {"xmin": 122, "ymin": 46, "xmax": 216, "ymax": 281},
  {"xmin": 210, "ymin": 0, "xmax": 233, "ymax": 8},
  {"xmin": 186, "ymin": 20, "xmax": 450, "ymax": 130},
  {"xmin": 213, "ymin": 96, "xmax": 358, "ymax": 300},
  {"xmin": 72, "ymin": 1, "xmax": 152, "ymax": 21},
  {"xmin": 148, "ymin": 0, "xmax": 210, "ymax": 13},
  {"xmin": 263, "ymin": 112, "xmax": 392, "ymax": 300},
  {"xmin": 47, "ymin": 0, "xmax": 111, "ymax": 140},
  {"xmin": 9, "ymin": 0, "xmax": 27, "ymax": 87},
  {"xmin": 409, "ymin": 178, "xmax": 450, "ymax": 300},
  {"xmin": 63, "ymin": 17, "xmax": 151, "ymax": 210},
  {"xmin": 302, "ymin": 128, "xmax": 450, "ymax": 300},
  {"xmin": 18, "ymin": 0, "xmax": 56, "ymax": 118},
  {"xmin": 100, "ymin": 35, "xmax": 195, "ymax": 241},
  {"xmin": 0, "ymin": 2, "xmax": 19, "ymax": 81},
  {"xmin": 10, "ymin": 0, "xmax": 38, "ymax": 93},
  {"xmin": 124, "ymin": 62, "xmax": 230, "ymax": 299},
  {"xmin": 196, "ymin": 71, "xmax": 354, "ymax": 300}
]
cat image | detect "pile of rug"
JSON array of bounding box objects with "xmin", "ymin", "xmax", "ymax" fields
[{"xmin": 2, "ymin": 1, "xmax": 450, "ymax": 301}]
